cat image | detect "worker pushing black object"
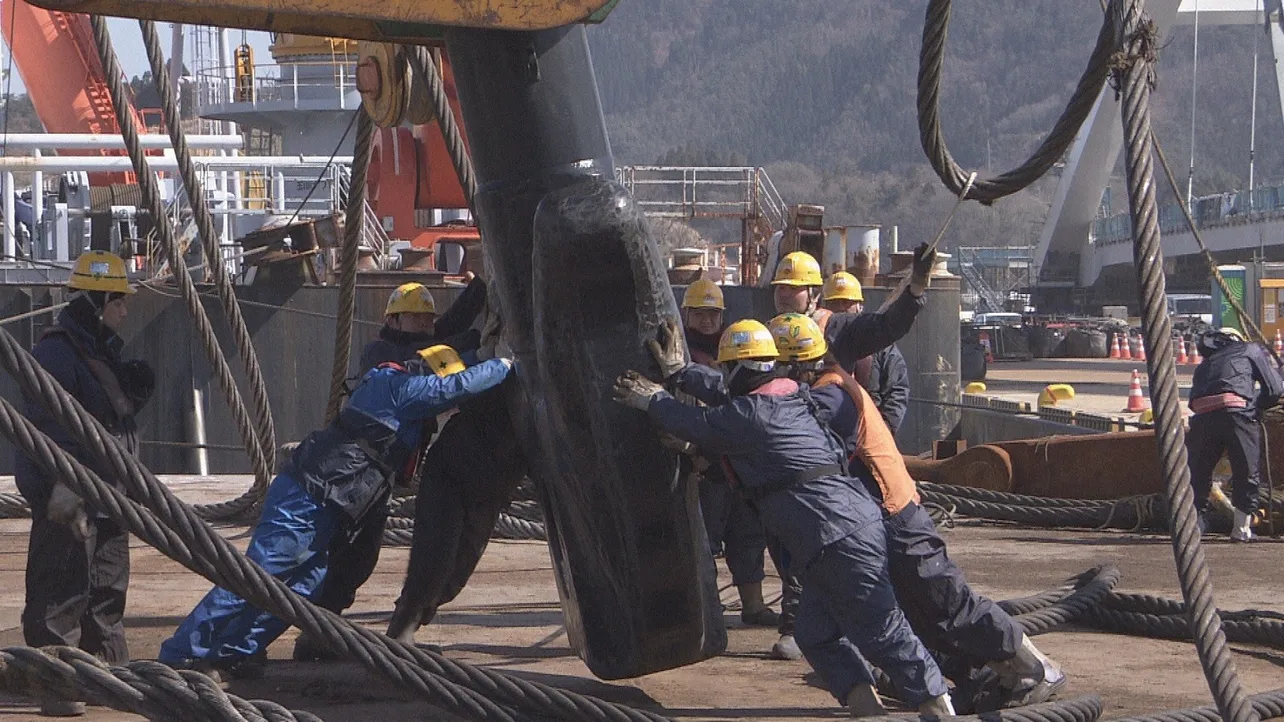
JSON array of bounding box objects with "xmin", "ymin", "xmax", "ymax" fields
[{"xmin": 446, "ymin": 24, "xmax": 725, "ymax": 677}]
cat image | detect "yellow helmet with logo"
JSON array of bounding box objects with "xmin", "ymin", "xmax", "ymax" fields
[
  {"xmin": 771, "ymin": 251, "xmax": 823, "ymax": 287},
  {"xmin": 822, "ymin": 271, "xmax": 863, "ymax": 302},
  {"xmin": 386, "ymin": 282, "xmax": 437, "ymax": 316},
  {"xmin": 717, "ymin": 319, "xmax": 779, "ymax": 363},
  {"xmin": 768, "ymin": 313, "xmax": 829, "ymax": 362},
  {"xmin": 682, "ymin": 279, "xmax": 725, "ymax": 310},
  {"xmin": 416, "ymin": 344, "xmax": 466, "ymax": 378},
  {"xmin": 68, "ymin": 251, "xmax": 135, "ymax": 295}
]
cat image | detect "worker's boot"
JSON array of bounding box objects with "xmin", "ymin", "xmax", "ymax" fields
[
  {"xmin": 845, "ymin": 684, "xmax": 886, "ymax": 717},
  {"xmin": 737, "ymin": 583, "xmax": 780, "ymax": 627},
  {"xmin": 768, "ymin": 634, "xmax": 802, "ymax": 661},
  {"xmin": 39, "ymin": 699, "xmax": 85, "ymax": 717},
  {"xmin": 1230, "ymin": 509, "xmax": 1254, "ymax": 543},
  {"xmin": 918, "ymin": 693, "xmax": 955, "ymax": 718},
  {"xmin": 292, "ymin": 631, "xmax": 339, "ymax": 662},
  {"xmin": 984, "ymin": 634, "xmax": 1066, "ymax": 710}
]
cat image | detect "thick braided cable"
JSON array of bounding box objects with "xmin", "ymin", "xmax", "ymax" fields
[
  {"xmin": 917, "ymin": 0, "xmax": 1116, "ymax": 203},
  {"xmin": 325, "ymin": 112, "xmax": 374, "ymax": 424},
  {"xmin": 1112, "ymin": 2, "xmax": 1259, "ymax": 721},
  {"xmin": 0, "ymin": 646, "xmax": 322, "ymax": 722},
  {"xmin": 88, "ymin": 16, "xmax": 272, "ymax": 518},
  {"xmin": 406, "ymin": 46, "xmax": 476, "ymax": 209},
  {"xmin": 0, "ymin": 328, "xmax": 671, "ymax": 722},
  {"xmin": 138, "ymin": 19, "xmax": 277, "ymax": 472}
]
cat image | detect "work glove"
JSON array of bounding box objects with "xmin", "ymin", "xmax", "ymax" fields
[
  {"xmin": 47, "ymin": 483, "xmax": 91, "ymax": 541},
  {"xmin": 910, "ymin": 242, "xmax": 937, "ymax": 296},
  {"xmin": 118, "ymin": 359, "xmax": 156, "ymax": 410},
  {"xmin": 612, "ymin": 370, "xmax": 665, "ymax": 411},
  {"xmin": 647, "ymin": 317, "xmax": 688, "ymax": 380}
]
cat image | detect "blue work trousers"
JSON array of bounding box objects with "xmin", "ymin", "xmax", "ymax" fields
[
  {"xmin": 159, "ymin": 474, "xmax": 339, "ymax": 664},
  {"xmin": 698, "ymin": 475, "xmax": 767, "ymax": 585},
  {"xmin": 794, "ymin": 522, "xmax": 945, "ymax": 707}
]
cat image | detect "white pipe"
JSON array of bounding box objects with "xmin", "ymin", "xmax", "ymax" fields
[
  {"xmin": 0, "ymin": 156, "xmax": 353, "ymax": 172},
  {"xmin": 3, "ymin": 172, "xmax": 14, "ymax": 261},
  {"xmin": 0, "ymin": 134, "xmax": 244, "ymax": 150},
  {"xmin": 32, "ymin": 150, "xmax": 43, "ymax": 249},
  {"xmin": 169, "ymin": 23, "xmax": 185, "ymax": 113}
]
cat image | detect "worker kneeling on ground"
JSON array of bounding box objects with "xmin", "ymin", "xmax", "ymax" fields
[
  {"xmin": 158, "ymin": 345, "xmax": 512, "ymax": 679},
  {"xmin": 18, "ymin": 251, "xmax": 152, "ymax": 718},
  {"xmin": 680, "ymin": 279, "xmax": 779, "ymax": 627},
  {"xmin": 1187, "ymin": 327, "xmax": 1284, "ymax": 543},
  {"xmin": 613, "ymin": 320, "xmax": 954, "ymax": 716},
  {"xmin": 821, "ymin": 272, "xmax": 910, "ymax": 435},
  {"xmin": 766, "ymin": 312, "xmax": 1064, "ymax": 714}
]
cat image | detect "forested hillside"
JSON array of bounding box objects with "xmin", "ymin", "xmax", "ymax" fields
[{"xmin": 586, "ymin": 1, "xmax": 1284, "ymax": 251}]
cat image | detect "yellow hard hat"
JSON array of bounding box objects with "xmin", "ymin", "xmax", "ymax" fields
[
  {"xmin": 416, "ymin": 344, "xmax": 466, "ymax": 378},
  {"xmin": 771, "ymin": 252, "xmax": 823, "ymax": 287},
  {"xmin": 717, "ymin": 319, "xmax": 779, "ymax": 363},
  {"xmin": 68, "ymin": 251, "xmax": 135, "ymax": 295},
  {"xmin": 822, "ymin": 271, "xmax": 863, "ymax": 302},
  {"xmin": 386, "ymin": 282, "xmax": 437, "ymax": 316},
  {"xmin": 768, "ymin": 313, "xmax": 829, "ymax": 362},
  {"xmin": 682, "ymin": 279, "xmax": 725, "ymax": 310}
]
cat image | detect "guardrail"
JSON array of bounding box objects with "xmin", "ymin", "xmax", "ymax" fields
[{"xmin": 1092, "ymin": 184, "xmax": 1284, "ymax": 245}]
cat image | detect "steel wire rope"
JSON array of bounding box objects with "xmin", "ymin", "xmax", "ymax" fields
[
  {"xmin": 279, "ymin": 109, "xmax": 359, "ymax": 229},
  {"xmin": 917, "ymin": 0, "xmax": 1117, "ymax": 203},
  {"xmin": 0, "ymin": 646, "xmax": 323, "ymax": 722},
  {"xmin": 324, "ymin": 111, "xmax": 373, "ymax": 425},
  {"xmin": 405, "ymin": 46, "xmax": 477, "ymax": 209},
  {"xmin": 0, "ymin": 321, "xmax": 673, "ymax": 722},
  {"xmin": 88, "ymin": 16, "xmax": 273, "ymax": 520},
  {"xmin": 1110, "ymin": 2, "xmax": 1259, "ymax": 720},
  {"xmin": 139, "ymin": 19, "xmax": 277, "ymax": 479}
]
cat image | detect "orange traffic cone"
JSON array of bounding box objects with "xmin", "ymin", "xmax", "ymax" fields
[
  {"xmin": 979, "ymin": 331, "xmax": 993, "ymax": 363},
  {"xmin": 1124, "ymin": 369, "xmax": 1149, "ymax": 412},
  {"xmin": 1175, "ymin": 337, "xmax": 1189, "ymax": 365},
  {"xmin": 1135, "ymin": 337, "xmax": 1146, "ymax": 362},
  {"xmin": 1190, "ymin": 340, "xmax": 1202, "ymax": 365},
  {"xmin": 1110, "ymin": 335, "xmax": 1122, "ymax": 359},
  {"xmin": 1120, "ymin": 334, "xmax": 1133, "ymax": 360},
  {"xmin": 1274, "ymin": 330, "xmax": 1282, "ymax": 357}
]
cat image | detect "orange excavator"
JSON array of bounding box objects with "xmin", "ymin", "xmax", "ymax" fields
[{"xmin": 0, "ymin": 0, "xmax": 145, "ymax": 184}]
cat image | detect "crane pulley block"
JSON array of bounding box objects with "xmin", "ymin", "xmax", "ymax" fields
[{"xmin": 25, "ymin": 0, "xmax": 621, "ymax": 41}]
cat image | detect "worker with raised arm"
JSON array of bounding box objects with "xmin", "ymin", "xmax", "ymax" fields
[
  {"xmin": 615, "ymin": 320, "xmax": 954, "ymax": 717},
  {"xmin": 767, "ymin": 312, "xmax": 1065, "ymax": 714},
  {"xmin": 822, "ymin": 272, "xmax": 911, "ymax": 435},
  {"xmin": 1187, "ymin": 326, "xmax": 1284, "ymax": 542},
  {"xmin": 761, "ymin": 244, "xmax": 934, "ymax": 660},
  {"xmin": 159, "ymin": 345, "xmax": 512, "ymax": 680},
  {"xmin": 294, "ymin": 278, "xmax": 489, "ymax": 661},
  {"xmin": 681, "ymin": 279, "xmax": 778, "ymax": 627},
  {"xmin": 17, "ymin": 251, "xmax": 153, "ymax": 718}
]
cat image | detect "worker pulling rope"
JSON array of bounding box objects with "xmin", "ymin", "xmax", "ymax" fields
[
  {"xmin": 137, "ymin": 19, "xmax": 278, "ymax": 474},
  {"xmin": 87, "ymin": 16, "xmax": 273, "ymax": 520}
]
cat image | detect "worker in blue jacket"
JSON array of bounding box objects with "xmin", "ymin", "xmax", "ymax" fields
[
  {"xmin": 615, "ymin": 320, "xmax": 954, "ymax": 717},
  {"xmin": 1187, "ymin": 327, "xmax": 1284, "ymax": 542},
  {"xmin": 159, "ymin": 346, "xmax": 512, "ymax": 677},
  {"xmin": 296, "ymin": 279, "xmax": 488, "ymax": 660}
]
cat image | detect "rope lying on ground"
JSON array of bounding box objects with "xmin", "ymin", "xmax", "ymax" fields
[
  {"xmin": 88, "ymin": 16, "xmax": 273, "ymax": 521},
  {"xmin": 0, "ymin": 646, "xmax": 323, "ymax": 722}
]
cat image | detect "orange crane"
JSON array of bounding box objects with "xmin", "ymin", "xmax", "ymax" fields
[{"xmin": 1, "ymin": 0, "xmax": 145, "ymax": 183}]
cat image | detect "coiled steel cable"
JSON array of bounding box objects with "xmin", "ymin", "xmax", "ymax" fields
[
  {"xmin": 0, "ymin": 646, "xmax": 323, "ymax": 722},
  {"xmin": 324, "ymin": 112, "xmax": 375, "ymax": 425},
  {"xmin": 864, "ymin": 696, "xmax": 1105, "ymax": 722},
  {"xmin": 88, "ymin": 16, "xmax": 273, "ymax": 519},
  {"xmin": 1112, "ymin": 689, "xmax": 1284, "ymax": 722},
  {"xmin": 917, "ymin": 0, "xmax": 1116, "ymax": 203},
  {"xmin": 0, "ymin": 324, "xmax": 672, "ymax": 722},
  {"xmin": 1111, "ymin": 2, "xmax": 1258, "ymax": 720},
  {"xmin": 137, "ymin": 19, "xmax": 277, "ymax": 479}
]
